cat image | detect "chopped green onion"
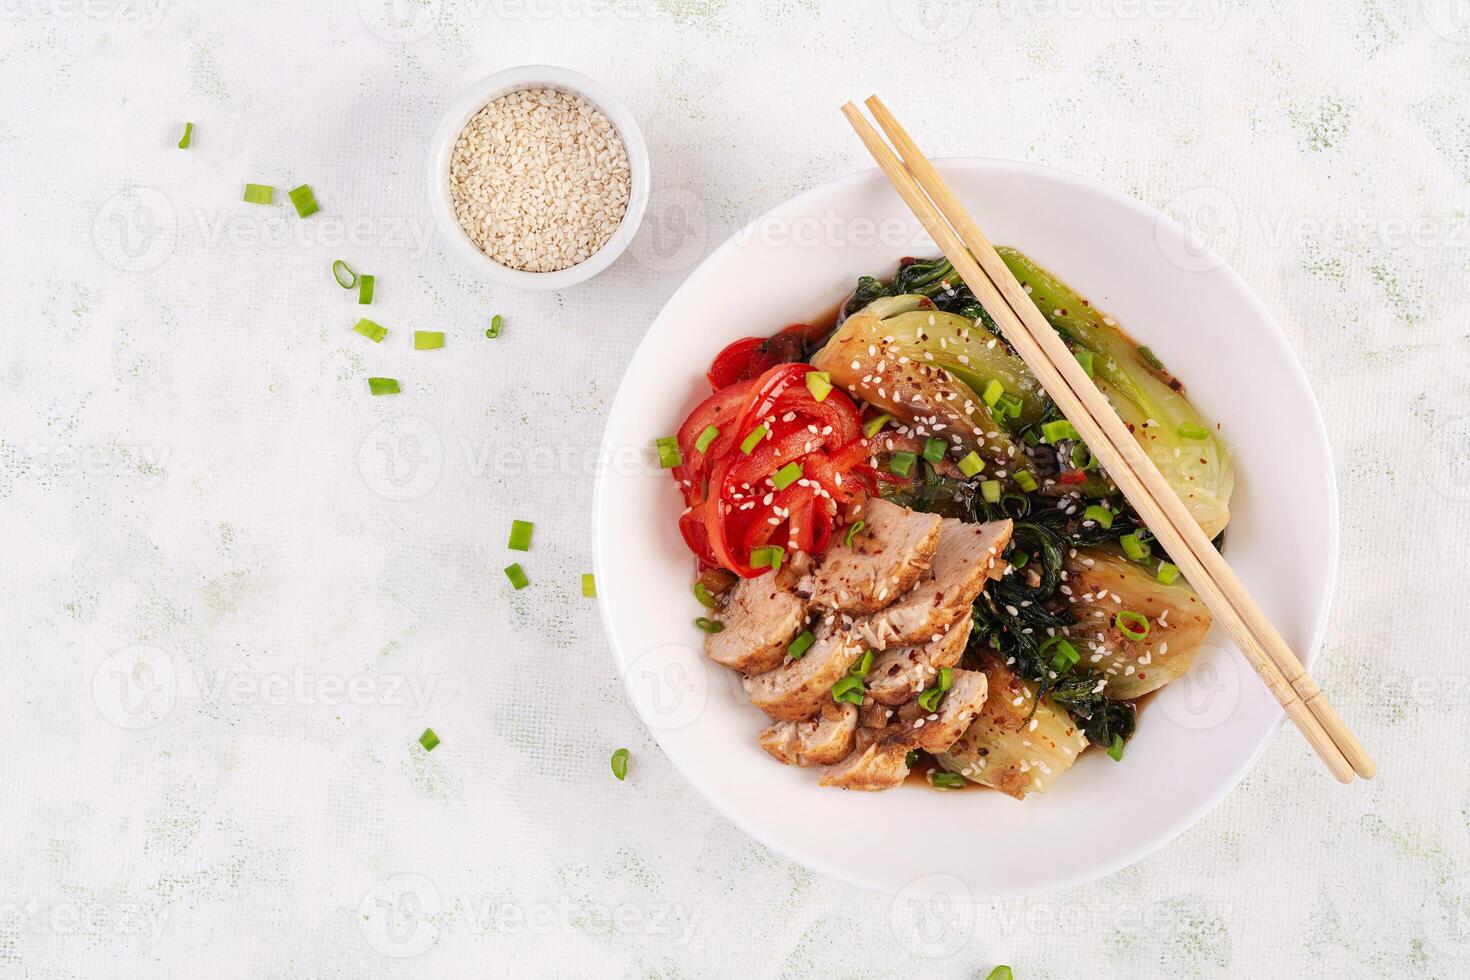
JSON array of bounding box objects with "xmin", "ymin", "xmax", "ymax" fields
[
  {"xmin": 980, "ymin": 480, "xmax": 1001, "ymax": 504},
  {"xmin": 1120, "ymin": 531, "xmax": 1151, "ymax": 561},
  {"xmin": 358, "ymin": 274, "xmax": 375, "ymax": 305},
  {"xmin": 888, "ymin": 451, "xmax": 917, "ymax": 478},
  {"xmin": 1178, "ymin": 421, "xmax": 1212, "ymax": 440},
  {"xmin": 930, "ymin": 771, "xmax": 965, "ymax": 789},
  {"xmin": 611, "ymin": 747, "xmax": 630, "ymax": 780},
  {"xmin": 739, "ymin": 424, "xmax": 768, "ymax": 455},
  {"xmin": 418, "ymin": 728, "xmax": 439, "ymax": 752},
  {"xmin": 805, "ymin": 370, "xmax": 832, "ymax": 402},
  {"xmin": 1156, "ymin": 561, "xmax": 1181, "ymax": 585},
  {"xmin": 830, "ymin": 674, "xmax": 865, "ymax": 705},
  {"xmin": 1022, "ymin": 429, "xmax": 1040, "ymax": 446},
  {"xmin": 1041, "ymin": 419, "xmax": 1080, "ymax": 443},
  {"xmin": 987, "ymin": 967, "xmax": 1014, "ymax": 980},
  {"xmin": 1074, "ymin": 349, "xmax": 1094, "ymax": 377},
  {"xmin": 917, "ymin": 667, "xmax": 953, "ymax": 712},
  {"xmin": 243, "ymin": 183, "xmax": 274, "ymax": 205},
  {"xmin": 486, "ymin": 314, "xmax": 503, "ymax": 339},
  {"xmin": 1115, "ymin": 610, "xmax": 1151, "ymax": 640},
  {"xmin": 507, "ymin": 519, "xmax": 533, "ymax": 552},
  {"xmin": 750, "ymin": 545, "xmax": 784, "ymax": 571},
  {"xmin": 1107, "ymin": 735, "xmax": 1125, "ymax": 762},
  {"xmin": 862, "ymin": 413, "xmax": 891, "ymax": 438},
  {"xmin": 414, "ymin": 330, "xmax": 444, "ymax": 350},
  {"xmin": 1041, "ymin": 636, "xmax": 1080, "ymax": 671},
  {"xmin": 1083, "ymin": 504, "xmax": 1113, "ymax": 528},
  {"xmin": 922, "ymin": 437, "xmax": 946, "ymax": 463},
  {"xmin": 957, "ymin": 451, "xmax": 984, "ymax": 478},
  {"xmin": 354, "ymin": 318, "xmax": 387, "ymax": 343},
  {"xmin": 288, "ymin": 183, "xmax": 319, "ymax": 218},
  {"xmin": 695, "ymin": 425, "xmax": 720, "ymax": 453},
  {"xmin": 693, "ymin": 581, "xmax": 719, "ymax": 609},
  {"xmin": 772, "ymin": 462, "xmax": 804, "ymax": 490},
  {"xmin": 582, "ymin": 573, "xmax": 597, "ymax": 598},
  {"xmin": 843, "ymin": 520, "xmax": 865, "ymax": 548},
  {"xmin": 995, "ymin": 393, "xmax": 1023, "ymax": 419},
  {"xmin": 694, "ymin": 617, "xmax": 723, "ymax": 633},
  {"xmin": 905, "ymin": 749, "xmax": 919, "ymax": 768},
  {"xmin": 981, "ymin": 379, "xmax": 1005, "ymax": 406},
  {"xmin": 332, "ymin": 260, "xmax": 357, "ymax": 288},
  {"xmin": 1138, "ymin": 345, "xmax": 1164, "ymax": 370},
  {"xmin": 1013, "ymin": 470, "xmax": 1038, "ymax": 492},
  {"xmin": 368, "ymin": 377, "xmax": 400, "ymax": 396},
  {"xmin": 1073, "ymin": 444, "xmax": 1098, "ymax": 471},
  {"xmin": 504, "ymin": 563, "xmax": 529, "ymax": 589},
  {"xmin": 851, "ymin": 650, "xmax": 874, "ymax": 678},
  {"xmin": 1011, "ymin": 551, "xmax": 1030, "ymax": 569},
  {"xmin": 654, "ymin": 436, "xmax": 682, "ymax": 469},
  {"xmin": 787, "ymin": 630, "xmax": 816, "ymax": 660},
  {"xmin": 178, "ymin": 122, "xmax": 194, "ymax": 149}
]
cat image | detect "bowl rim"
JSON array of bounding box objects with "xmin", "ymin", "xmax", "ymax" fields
[
  {"xmin": 591, "ymin": 157, "xmax": 1340, "ymax": 898},
  {"xmin": 426, "ymin": 64, "xmax": 651, "ymax": 291}
]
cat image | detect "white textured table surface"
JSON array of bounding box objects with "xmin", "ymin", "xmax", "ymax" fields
[{"xmin": 2, "ymin": 2, "xmax": 1467, "ymax": 977}]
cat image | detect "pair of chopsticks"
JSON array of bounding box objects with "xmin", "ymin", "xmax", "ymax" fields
[{"xmin": 842, "ymin": 96, "xmax": 1374, "ymax": 783}]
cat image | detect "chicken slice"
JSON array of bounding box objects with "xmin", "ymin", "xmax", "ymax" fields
[
  {"xmin": 705, "ymin": 570, "xmax": 806, "ymax": 675},
  {"xmin": 743, "ymin": 625, "xmax": 865, "ymax": 722},
  {"xmin": 866, "ymin": 610, "xmax": 972, "ymax": 706},
  {"xmin": 809, "ymin": 499, "xmax": 942, "ymax": 614},
  {"xmin": 756, "ymin": 702, "xmax": 859, "ymax": 767},
  {"xmin": 855, "ymin": 518, "xmax": 1012, "ymax": 650},
  {"xmin": 903, "ymin": 668, "xmax": 989, "ymax": 754},
  {"xmin": 818, "ymin": 741, "xmax": 912, "ymax": 791}
]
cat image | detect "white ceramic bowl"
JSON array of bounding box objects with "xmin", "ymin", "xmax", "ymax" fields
[
  {"xmin": 592, "ymin": 160, "xmax": 1338, "ymax": 899},
  {"xmin": 427, "ymin": 65, "xmax": 650, "ymax": 290}
]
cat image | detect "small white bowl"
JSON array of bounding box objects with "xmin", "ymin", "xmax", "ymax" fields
[{"xmin": 427, "ymin": 65, "xmax": 650, "ymax": 290}]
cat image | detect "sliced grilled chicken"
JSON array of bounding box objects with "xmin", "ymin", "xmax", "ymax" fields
[
  {"xmin": 936, "ymin": 655, "xmax": 1089, "ymax": 800},
  {"xmin": 866, "ymin": 610, "xmax": 972, "ymax": 706},
  {"xmin": 705, "ymin": 570, "xmax": 807, "ymax": 675},
  {"xmin": 902, "ymin": 668, "xmax": 989, "ymax": 754},
  {"xmin": 757, "ymin": 702, "xmax": 858, "ymax": 767},
  {"xmin": 856, "ymin": 518, "xmax": 1012, "ymax": 650},
  {"xmin": 809, "ymin": 499, "xmax": 941, "ymax": 614},
  {"xmin": 818, "ymin": 741, "xmax": 912, "ymax": 791},
  {"xmin": 743, "ymin": 625, "xmax": 864, "ymax": 721}
]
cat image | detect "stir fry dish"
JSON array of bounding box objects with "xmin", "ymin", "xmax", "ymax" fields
[{"xmin": 661, "ymin": 248, "xmax": 1233, "ymax": 797}]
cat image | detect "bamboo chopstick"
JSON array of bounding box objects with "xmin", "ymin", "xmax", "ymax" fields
[{"xmin": 841, "ymin": 98, "xmax": 1372, "ymax": 782}]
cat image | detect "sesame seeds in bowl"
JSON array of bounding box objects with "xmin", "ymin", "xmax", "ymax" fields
[{"xmin": 428, "ymin": 67, "xmax": 650, "ymax": 290}]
